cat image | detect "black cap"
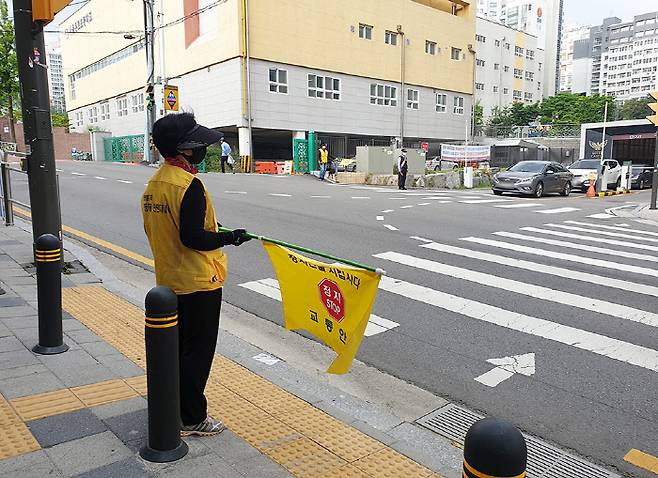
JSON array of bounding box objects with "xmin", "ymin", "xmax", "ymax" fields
[
  {"xmin": 177, "ymin": 123, "xmax": 223, "ymax": 150},
  {"xmin": 401, "ymin": 148, "xmax": 407, "ymax": 152},
  {"xmin": 152, "ymin": 112, "xmax": 222, "ymax": 157}
]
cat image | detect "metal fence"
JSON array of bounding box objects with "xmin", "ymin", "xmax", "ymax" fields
[
  {"xmin": 0, "ymin": 151, "xmax": 30, "ymax": 226},
  {"xmin": 478, "ymin": 124, "xmax": 581, "ymax": 139},
  {"xmin": 103, "ymin": 135, "xmax": 145, "ymax": 162}
]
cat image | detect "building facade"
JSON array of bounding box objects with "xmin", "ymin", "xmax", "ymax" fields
[
  {"xmin": 474, "ymin": 17, "xmax": 545, "ymax": 117},
  {"xmin": 60, "ymin": 0, "xmax": 476, "ymax": 159},
  {"xmin": 47, "ymin": 49, "xmax": 66, "ymax": 114},
  {"xmin": 558, "ymin": 24, "xmax": 590, "ymax": 92},
  {"xmin": 572, "ymin": 13, "xmax": 658, "ymax": 101}
]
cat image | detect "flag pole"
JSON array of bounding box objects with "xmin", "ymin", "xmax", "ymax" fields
[{"xmin": 219, "ymin": 228, "xmax": 386, "ymax": 275}]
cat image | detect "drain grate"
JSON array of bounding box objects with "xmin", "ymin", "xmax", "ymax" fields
[{"xmin": 416, "ymin": 404, "xmax": 619, "ymax": 478}]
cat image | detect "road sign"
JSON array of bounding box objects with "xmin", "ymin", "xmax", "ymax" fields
[
  {"xmin": 420, "ymin": 142, "xmax": 429, "ymax": 152},
  {"xmin": 32, "ymin": 0, "xmax": 71, "ymax": 23},
  {"xmin": 319, "ymin": 278, "xmax": 345, "ymax": 322},
  {"xmin": 647, "ymin": 91, "xmax": 658, "ymax": 126},
  {"xmin": 164, "ymin": 85, "xmax": 179, "ymax": 111}
]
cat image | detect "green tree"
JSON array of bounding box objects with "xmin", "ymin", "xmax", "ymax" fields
[
  {"xmin": 539, "ymin": 92, "xmax": 615, "ymax": 124},
  {"xmin": 618, "ymin": 96, "xmax": 652, "ymax": 120},
  {"xmin": 473, "ymin": 101, "xmax": 483, "ymax": 127},
  {"xmin": 51, "ymin": 112, "xmax": 70, "ymax": 128},
  {"xmin": 0, "ymin": 0, "xmax": 19, "ymax": 143}
]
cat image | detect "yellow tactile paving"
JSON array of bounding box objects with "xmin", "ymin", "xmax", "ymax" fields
[
  {"xmin": 0, "ymin": 393, "xmax": 41, "ymax": 460},
  {"xmin": 71, "ymin": 379, "xmax": 139, "ymax": 407},
  {"xmin": 59, "ymin": 286, "xmax": 443, "ymax": 478},
  {"xmin": 624, "ymin": 449, "xmax": 658, "ymax": 474},
  {"xmin": 10, "ymin": 389, "xmax": 84, "ymax": 422}
]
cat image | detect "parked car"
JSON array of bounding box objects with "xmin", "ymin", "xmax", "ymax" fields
[
  {"xmin": 336, "ymin": 158, "xmax": 356, "ymax": 172},
  {"xmin": 426, "ymin": 156, "xmax": 458, "ymax": 171},
  {"xmin": 631, "ymin": 165, "xmax": 654, "ymax": 189},
  {"xmin": 492, "ymin": 160, "xmax": 573, "ymax": 198},
  {"xmin": 568, "ymin": 159, "xmax": 622, "ymax": 192}
]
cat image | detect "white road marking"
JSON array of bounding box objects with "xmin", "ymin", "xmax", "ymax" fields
[
  {"xmin": 225, "ymin": 191, "xmax": 247, "ymax": 194},
  {"xmin": 71, "ymin": 172, "xmax": 85, "ymax": 176},
  {"xmin": 311, "ymin": 195, "xmax": 331, "ymax": 198},
  {"xmin": 587, "ymin": 213, "xmax": 615, "ymax": 219},
  {"xmin": 400, "ymin": 205, "xmax": 414, "ymax": 209},
  {"xmin": 461, "ymin": 236, "xmax": 658, "ymax": 279},
  {"xmin": 117, "ymin": 180, "xmax": 132, "ymax": 184},
  {"xmin": 389, "ymin": 197, "xmax": 407, "ymax": 200},
  {"xmin": 94, "ymin": 176, "xmax": 106, "ymax": 180},
  {"xmin": 615, "ymin": 223, "xmax": 631, "ymax": 227},
  {"xmin": 495, "ymin": 203, "xmax": 543, "ymax": 209},
  {"xmin": 376, "ymin": 216, "xmax": 384, "ymax": 221},
  {"xmin": 493, "ymin": 231, "xmax": 658, "ymax": 264},
  {"xmin": 379, "ymin": 276, "xmax": 658, "ymax": 373},
  {"xmin": 475, "ymin": 353, "xmax": 535, "ymax": 388},
  {"xmin": 417, "ymin": 203, "xmax": 431, "ymax": 206},
  {"xmin": 374, "ymin": 251, "xmax": 658, "ymax": 328},
  {"xmin": 269, "ymin": 193, "xmax": 292, "ymax": 197},
  {"xmin": 410, "ymin": 236, "xmax": 433, "ymax": 243},
  {"xmin": 56, "ymin": 168, "xmax": 63, "ymax": 172},
  {"xmin": 535, "ymin": 207, "xmax": 580, "ymax": 214},
  {"xmin": 520, "ymin": 226, "xmax": 658, "ymax": 252},
  {"xmin": 459, "ymin": 199, "xmax": 509, "ymax": 204},
  {"xmin": 351, "ymin": 196, "xmax": 371, "ymax": 199},
  {"xmin": 564, "ymin": 220, "xmax": 658, "ymax": 238},
  {"xmin": 420, "ymin": 241, "xmax": 658, "ymax": 297},
  {"xmin": 381, "ymin": 209, "xmax": 394, "ymax": 213},
  {"xmin": 384, "ymin": 224, "xmax": 399, "ymax": 231},
  {"xmin": 252, "ymin": 353, "xmax": 280, "ymax": 365},
  {"xmin": 238, "ymin": 278, "xmax": 399, "ymax": 337},
  {"xmin": 547, "ymin": 223, "xmax": 658, "ymax": 244},
  {"xmin": 425, "ymin": 196, "xmax": 452, "ymax": 200}
]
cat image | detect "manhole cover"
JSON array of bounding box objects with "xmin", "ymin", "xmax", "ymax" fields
[
  {"xmin": 21, "ymin": 260, "xmax": 89, "ymax": 275},
  {"xmin": 416, "ymin": 404, "xmax": 619, "ymax": 478}
]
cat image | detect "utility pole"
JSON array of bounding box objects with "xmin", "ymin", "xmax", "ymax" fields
[
  {"xmin": 647, "ymin": 91, "xmax": 658, "ymax": 210},
  {"xmin": 143, "ymin": 0, "xmax": 156, "ymax": 163},
  {"xmin": 397, "ymin": 25, "xmax": 405, "ymax": 149},
  {"xmin": 13, "ymin": 0, "xmax": 68, "ymax": 241}
]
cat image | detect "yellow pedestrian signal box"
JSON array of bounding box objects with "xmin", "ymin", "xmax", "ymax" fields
[
  {"xmin": 648, "ymin": 91, "xmax": 658, "ymax": 127},
  {"xmin": 32, "ymin": 0, "xmax": 72, "ymax": 24}
]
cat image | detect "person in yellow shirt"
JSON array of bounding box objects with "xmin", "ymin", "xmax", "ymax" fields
[
  {"xmin": 142, "ymin": 112, "xmax": 251, "ymax": 436},
  {"xmin": 318, "ymin": 143, "xmax": 330, "ymax": 180}
]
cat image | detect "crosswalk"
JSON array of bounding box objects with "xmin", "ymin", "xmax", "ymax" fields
[{"xmin": 238, "ymin": 216, "xmax": 658, "ymax": 376}]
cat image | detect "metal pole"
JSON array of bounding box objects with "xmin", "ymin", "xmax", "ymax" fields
[
  {"xmin": 1, "ymin": 161, "xmax": 14, "ymax": 226},
  {"xmin": 144, "ymin": 0, "xmax": 156, "ymax": 163},
  {"xmin": 12, "ymin": 0, "xmax": 62, "ymax": 241},
  {"xmin": 596, "ymin": 101, "xmax": 608, "ymax": 193},
  {"xmin": 397, "ymin": 25, "xmax": 405, "ymax": 148},
  {"xmin": 245, "ymin": 0, "xmax": 254, "ymax": 172},
  {"xmin": 157, "ymin": 0, "xmax": 167, "ymax": 122},
  {"xmin": 650, "ymin": 126, "xmax": 658, "ymax": 210}
]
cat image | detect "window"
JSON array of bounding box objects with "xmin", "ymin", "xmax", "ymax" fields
[
  {"xmin": 100, "ymin": 102, "xmax": 110, "ymax": 121},
  {"xmin": 74, "ymin": 111, "xmax": 83, "ymax": 127},
  {"xmin": 526, "ymin": 49, "xmax": 534, "ymax": 60},
  {"xmin": 493, "ymin": 85, "xmax": 499, "ymax": 92},
  {"xmin": 406, "ymin": 89, "xmax": 419, "ymax": 109},
  {"xmin": 435, "ymin": 93, "xmax": 447, "ymax": 112},
  {"xmin": 451, "ymin": 47, "xmax": 461, "ymax": 60},
  {"xmin": 514, "ymin": 68, "xmax": 523, "ymax": 79},
  {"xmin": 538, "ymin": 62, "xmax": 542, "ymax": 71},
  {"xmin": 503, "ymin": 87, "xmax": 509, "ymax": 94},
  {"xmin": 116, "ymin": 96, "xmax": 128, "ymax": 117},
  {"xmin": 453, "ymin": 96, "xmax": 464, "ymax": 114},
  {"xmin": 370, "ymin": 84, "xmax": 397, "ymax": 106},
  {"xmin": 524, "ymin": 92, "xmax": 533, "ymax": 101},
  {"xmin": 359, "ymin": 23, "xmax": 372, "ymax": 40},
  {"xmin": 495, "ymin": 39, "xmax": 500, "ymax": 47},
  {"xmin": 504, "ymin": 65, "xmax": 510, "ymax": 72},
  {"xmin": 269, "ymin": 68, "xmax": 288, "ymax": 94},
  {"xmin": 131, "ymin": 93, "xmax": 144, "ymax": 113},
  {"xmin": 476, "ymin": 59, "xmax": 485, "ymax": 67},
  {"xmin": 504, "ymin": 42, "xmax": 510, "ymax": 50},
  {"xmin": 87, "ymin": 107, "xmax": 98, "ymax": 124},
  {"xmin": 385, "ymin": 30, "xmax": 397, "ymax": 45},
  {"xmin": 425, "ymin": 40, "xmax": 437, "ymax": 55},
  {"xmin": 525, "ymin": 71, "xmax": 534, "ymax": 81},
  {"xmin": 537, "ymin": 82, "xmax": 541, "ymax": 90},
  {"xmin": 475, "ymin": 83, "xmax": 485, "ymax": 90},
  {"xmin": 513, "ymin": 89, "xmax": 522, "ymax": 100},
  {"xmin": 308, "ymin": 74, "xmax": 340, "ymax": 100},
  {"xmin": 494, "ymin": 63, "xmax": 499, "ymax": 70},
  {"xmin": 515, "ymin": 46, "xmax": 524, "ymax": 56},
  {"xmin": 476, "ymin": 34, "xmax": 486, "ymax": 43}
]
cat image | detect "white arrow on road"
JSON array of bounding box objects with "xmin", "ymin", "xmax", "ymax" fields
[{"xmin": 474, "ymin": 353, "xmax": 535, "ymax": 387}]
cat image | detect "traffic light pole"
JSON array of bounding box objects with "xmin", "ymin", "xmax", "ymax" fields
[
  {"xmin": 143, "ymin": 0, "xmax": 156, "ymax": 164},
  {"xmin": 13, "ymin": 0, "xmax": 62, "ymax": 241},
  {"xmin": 650, "ymin": 127, "xmax": 657, "ymax": 210}
]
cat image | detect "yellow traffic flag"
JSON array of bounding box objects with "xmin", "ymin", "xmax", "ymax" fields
[{"xmin": 263, "ymin": 242, "xmax": 381, "ymax": 374}]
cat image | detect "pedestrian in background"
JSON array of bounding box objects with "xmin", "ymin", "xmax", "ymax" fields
[
  {"xmin": 319, "ymin": 143, "xmax": 329, "ymax": 180},
  {"xmin": 397, "ymin": 148, "xmax": 408, "ymax": 190},
  {"xmin": 220, "ymin": 137, "xmax": 233, "ymax": 173},
  {"xmin": 142, "ymin": 112, "xmax": 251, "ymax": 437}
]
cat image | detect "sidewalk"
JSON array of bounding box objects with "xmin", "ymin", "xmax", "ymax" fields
[
  {"xmin": 0, "ymin": 220, "xmax": 462, "ymax": 478},
  {"xmin": 609, "ymin": 202, "xmax": 658, "ymax": 226}
]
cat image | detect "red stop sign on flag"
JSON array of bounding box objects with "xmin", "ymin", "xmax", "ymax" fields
[{"xmin": 319, "ymin": 279, "xmax": 345, "ymax": 322}]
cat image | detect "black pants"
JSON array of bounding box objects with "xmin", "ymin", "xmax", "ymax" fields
[
  {"xmin": 220, "ymin": 156, "xmax": 232, "ymax": 173},
  {"xmin": 177, "ymin": 288, "xmax": 222, "ymax": 426},
  {"xmin": 398, "ymin": 170, "xmax": 407, "ymax": 189}
]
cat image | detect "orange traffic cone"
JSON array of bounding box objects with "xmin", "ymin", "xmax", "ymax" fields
[{"xmin": 586, "ymin": 181, "xmax": 596, "ymax": 198}]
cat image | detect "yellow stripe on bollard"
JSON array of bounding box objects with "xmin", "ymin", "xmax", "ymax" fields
[
  {"xmin": 145, "ymin": 322, "xmax": 178, "ymax": 329},
  {"xmin": 464, "ymin": 460, "xmax": 526, "ymax": 478}
]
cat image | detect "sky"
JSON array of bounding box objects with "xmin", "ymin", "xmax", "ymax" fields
[{"xmin": 563, "ymin": 0, "xmax": 657, "ymax": 27}]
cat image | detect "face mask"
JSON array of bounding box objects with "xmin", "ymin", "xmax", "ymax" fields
[{"xmin": 179, "ymin": 146, "xmax": 207, "ymax": 165}]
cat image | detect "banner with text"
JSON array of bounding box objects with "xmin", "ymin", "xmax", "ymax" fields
[
  {"xmin": 441, "ymin": 144, "xmax": 491, "ymax": 162},
  {"xmin": 263, "ymin": 243, "xmax": 381, "ymax": 374}
]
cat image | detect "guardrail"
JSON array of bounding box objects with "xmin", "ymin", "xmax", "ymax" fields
[{"xmin": 0, "ymin": 151, "xmax": 30, "ymax": 226}]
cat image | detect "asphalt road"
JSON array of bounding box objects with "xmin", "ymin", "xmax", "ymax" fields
[{"xmin": 10, "ymin": 161, "xmax": 658, "ymax": 477}]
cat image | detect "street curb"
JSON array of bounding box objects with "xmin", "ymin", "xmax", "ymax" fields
[{"xmin": 595, "ymin": 190, "xmax": 631, "ymax": 197}]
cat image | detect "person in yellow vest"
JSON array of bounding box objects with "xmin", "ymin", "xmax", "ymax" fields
[
  {"xmin": 142, "ymin": 112, "xmax": 251, "ymax": 436},
  {"xmin": 318, "ymin": 143, "xmax": 329, "ymax": 180}
]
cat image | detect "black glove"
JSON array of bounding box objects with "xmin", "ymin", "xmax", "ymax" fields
[{"xmin": 231, "ymin": 229, "xmax": 251, "ymax": 246}]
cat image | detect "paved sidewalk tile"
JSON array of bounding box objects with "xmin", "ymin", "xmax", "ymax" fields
[
  {"xmin": 71, "ymin": 457, "xmax": 154, "ymax": 478},
  {"xmin": 28, "ymin": 408, "xmax": 108, "ymax": 448},
  {"xmin": 0, "ymin": 367, "xmax": 66, "ymax": 400},
  {"xmin": 91, "ymin": 396, "xmax": 147, "ymax": 420},
  {"xmin": 0, "ymin": 450, "xmax": 61, "ymax": 478},
  {"xmin": 0, "ymin": 296, "xmax": 27, "ymax": 307},
  {"xmin": 232, "ymin": 453, "xmax": 295, "ymax": 478},
  {"xmin": 0, "ymin": 349, "xmax": 40, "ymax": 370},
  {"xmin": 103, "ymin": 408, "xmax": 147, "ymax": 443},
  {"xmin": 95, "ymin": 353, "xmax": 144, "ymax": 379},
  {"xmin": 45, "ymin": 431, "xmax": 133, "ymax": 476},
  {"xmin": 1, "ymin": 316, "xmax": 37, "ymax": 331}
]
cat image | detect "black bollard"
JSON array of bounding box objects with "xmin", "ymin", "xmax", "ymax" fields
[
  {"xmin": 463, "ymin": 417, "xmax": 527, "ymax": 478},
  {"xmin": 140, "ymin": 286, "xmax": 188, "ymax": 463},
  {"xmin": 32, "ymin": 234, "xmax": 68, "ymax": 355}
]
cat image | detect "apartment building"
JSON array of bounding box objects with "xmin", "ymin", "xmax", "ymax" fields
[
  {"xmin": 60, "ymin": 0, "xmax": 476, "ymax": 159},
  {"xmin": 558, "ymin": 24, "xmax": 590, "ymax": 92},
  {"xmin": 475, "ymin": 16, "xmax": 545, "ymax": 116}
]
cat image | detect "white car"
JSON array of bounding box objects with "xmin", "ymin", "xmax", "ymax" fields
[{"xmin": 568, "ymin": 159, "xmax": 622, "ymax": 191}]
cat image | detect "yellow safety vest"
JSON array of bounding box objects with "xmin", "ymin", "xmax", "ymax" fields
[
  {"xmin": 142, "ymin": 164, "xmax": 227, "ymax": 295},
  {"xmin": 319, "ymin": 149, "xmax": 329, "ymax": 164}
]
